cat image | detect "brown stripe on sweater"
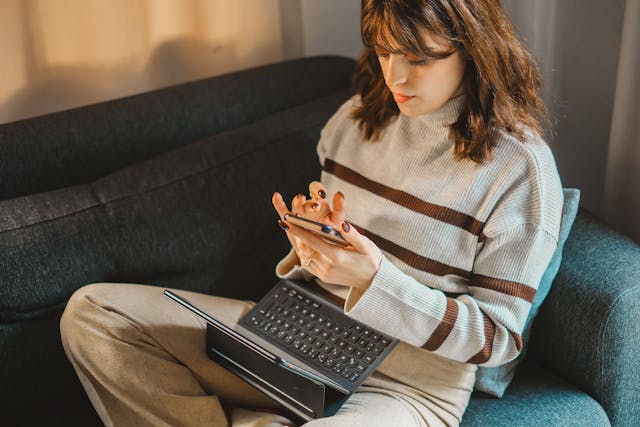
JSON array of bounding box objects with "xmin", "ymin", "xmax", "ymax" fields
[
  {"xmin": 470, "ymin": 275, "xmax": 536, "ymax": 303},
  {"xmin": 353, "ymin": 224, "xmax": 472, "ymax": 279},
  {"xmin": 510, "ymin": 329, "xmax": 524, "ymax": 352},
  {"xmin": 422, "ymin": 297, "xmax": 459, "ymax": 351},
  {"xmin": 323, "ymin": 159, "xmax": 484, "ymax": 235},
  {"xmin": 466, "ymin": 310, "xmax": 496, "ymax": 364}
]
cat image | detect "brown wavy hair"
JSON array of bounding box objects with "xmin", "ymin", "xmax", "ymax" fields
[{"xmin": 352, "ymin": 0, "xmax": 550, "ymax": 163}]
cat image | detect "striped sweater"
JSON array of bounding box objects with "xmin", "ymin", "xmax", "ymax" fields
[{"xmin": 277, "ymin": 94, "xmax": 563, "ymax": 369}]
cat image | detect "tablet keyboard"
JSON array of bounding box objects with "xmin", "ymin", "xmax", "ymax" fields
[{"xmin": 239, "ymin": 282, "xmax": 395, "ymax": 385}]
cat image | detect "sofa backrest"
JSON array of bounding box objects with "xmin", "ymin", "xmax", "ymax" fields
[
  {"xmin": 0, "ymin": 56, "xmax": 355, "ymax": 422},
  {"xmin": 0, "ymin": 56, "xmax": 355, "ymax": 201}
]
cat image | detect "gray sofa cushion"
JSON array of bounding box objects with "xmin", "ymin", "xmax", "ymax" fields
[
  {"xmin": 0, "ymin": 88, "xmax": 351, "ymax": 421},
  {"xmin": 530, "ymin": 210, "xmax": 640, "ymax": 426},
  {"xmin": 0, "ymin": 56, "xmax": 355, "ymax": 201},
  {"xmin": 464, "ymin": 359, "xmax": 610, "ymax": 426}
]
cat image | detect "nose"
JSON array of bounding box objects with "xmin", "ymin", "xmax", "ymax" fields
[{"xmin": 384, "ymin": 54, "xmax": 410, "ymax": 87}]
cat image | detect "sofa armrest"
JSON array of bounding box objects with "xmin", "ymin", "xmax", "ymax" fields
[{"xmin": 529, "ymin": 208, "xmax": 640, "ymax": 427}]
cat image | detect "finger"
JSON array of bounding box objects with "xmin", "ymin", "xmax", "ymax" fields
[
  {"xmin": 287, "ymin": 222, "xmax": 340, "ymax": 258},
  {"xmin": 291, "ymin": 194, "xmax": 307, "ymax": 215},
  {"xmin": 337, "ymin": 221, "xmax": 373, "ymax": 253},
  {"xmin": 309, "ymin": 181, "xmax": 328, "ymax": 201},
  {"xmin": 329, "ymin": 191, "xmax": 346, "ymax": 224},
  {"xmin": 302, "ymin": 199, "xmax": 330, "ymax": 217},
  {"xmin": 272, "ymin": 192, "xmax": 291, "ymax": 219}
]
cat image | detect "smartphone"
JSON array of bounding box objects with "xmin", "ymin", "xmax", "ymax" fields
[{"xmin": 283, "ymin": 214, "xmax": 349, "ymax": 247}]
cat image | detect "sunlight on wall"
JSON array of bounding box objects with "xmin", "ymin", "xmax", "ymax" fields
[{"xmin": 1, "ymin": 0, "xmax": 284, "ymax": 124}]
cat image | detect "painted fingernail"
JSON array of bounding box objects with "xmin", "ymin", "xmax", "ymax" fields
[
  {"xmin": 318, "ymin": 189, "xmax": 327, "ymax": 199},
  {"xmin": 337, "ymin": 191, "xmax": 344, "ymax": 200},
  {"xmin": 296, "ymin": 194, "xmax": 305, "ymax": 200},
  {"xmin": 342, "ymin": 221, "xmax": 351, "ymax": 233},
  {"xmin": 273, "ymin": 192, "xmax": 279, "ymax": 198},
  {"xmin": 278, "ymin": 220, "xmax": 289, "ymax": 231},
  {"xmin": 310, "ymin": 202, "xmax": 319, "ymax": 209}
]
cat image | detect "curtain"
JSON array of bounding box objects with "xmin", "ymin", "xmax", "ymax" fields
[
  {"xmin": 0, "ymin": 0, "xmax": 284, "ymax": 124},
  {"xmin": 604, "ymin": 0, "xmax": 640, "ymax": 243},
  {"xmin": 503, "ymin": 0, "xmax": 639, "ymax": 243}
]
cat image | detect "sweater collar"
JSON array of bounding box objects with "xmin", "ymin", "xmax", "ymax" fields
[{"xmin": 413, "ymin": 94, "xmax": 465, "ymax": 128}]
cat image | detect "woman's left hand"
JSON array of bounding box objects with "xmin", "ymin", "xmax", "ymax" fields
[{"xmin": 286, "ymin": 218, "xmax": 383, "ymax": 291}]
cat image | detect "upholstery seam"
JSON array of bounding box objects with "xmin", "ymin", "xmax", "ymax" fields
[
  {"xmin": 597, "ymin": 284, "xmax": 640, "ymax": 405},
  {"xmin": 0, "ymin": 107, "xmax": 335, "ymax": 238}
]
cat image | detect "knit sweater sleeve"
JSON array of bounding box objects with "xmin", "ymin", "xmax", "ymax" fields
[{"xmin": 343, "ymin": 153, "xmax": 562, "ymax": 367}]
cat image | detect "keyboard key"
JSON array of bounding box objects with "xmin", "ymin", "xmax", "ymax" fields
[{"xmin": 241, "ymin": 285, "xmax": 396, "ymax": 384}]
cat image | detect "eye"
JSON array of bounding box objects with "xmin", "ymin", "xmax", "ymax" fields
[{"xmin": 407, "ymin": 56, "xmax": 433, "ymax": 67}]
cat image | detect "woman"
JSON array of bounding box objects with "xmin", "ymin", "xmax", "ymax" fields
[{"xmin": 61, "ymin": 1, "xmax": 563, "ymax": 426}]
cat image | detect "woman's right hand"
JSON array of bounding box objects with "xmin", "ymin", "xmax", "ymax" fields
[{"xmin": 272, "ymin": 181, "xmax": 346, "ymax": 259}]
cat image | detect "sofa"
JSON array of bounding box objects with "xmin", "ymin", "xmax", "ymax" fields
[{"xmin": 1, "ymin": 55, "xmax": 638, "ymax": 427}]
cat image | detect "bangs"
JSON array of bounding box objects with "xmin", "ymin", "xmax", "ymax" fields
[{"xmin": 361, "ymin": 0, "xmax": 459, "ymax": 59}]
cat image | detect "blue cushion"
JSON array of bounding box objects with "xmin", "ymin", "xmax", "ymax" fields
[{"xmin": 474, "ymin": 188, "xmax": 581, "ymax": 397}]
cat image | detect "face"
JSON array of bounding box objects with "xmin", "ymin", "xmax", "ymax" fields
[{"xmin": 376, "ymin": 28, "xmax": 467, "ymax": 117}]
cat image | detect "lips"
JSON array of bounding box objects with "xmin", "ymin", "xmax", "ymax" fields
[{"xmin": 393, "ymin": 92, "xmax": 415, "ymax": 104}]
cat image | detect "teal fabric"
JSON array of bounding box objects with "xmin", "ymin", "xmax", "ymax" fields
[
  {"xmin": 463, "ymin": 359, "xmax": 610, "ymax": 426},
  {"xmin": 530, "ymin": 209, "xmax": 640, "ymax": 426},
  {"xmin": 474, "ymin": 188, "xmax": 581, "ymax": 397}
]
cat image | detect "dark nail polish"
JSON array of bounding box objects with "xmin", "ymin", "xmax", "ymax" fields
[
  {"xmin": 318, "ymin": 189, "xmax": 327, "ymax": 199},
  {"xmin": 310, "ymin": 202, "xmax": 319, "ymax": 209},
  {"xmin": 278, "ymin": 220, "xmax": 289, "ymax": 231},
  {"xmin": 342, "ymin": 222, "xmax": 351, "ymax": 233}
]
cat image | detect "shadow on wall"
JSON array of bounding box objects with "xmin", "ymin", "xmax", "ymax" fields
[{"xmin": 0, "ymin": 37, "xmax": 239, "ymax": 124}]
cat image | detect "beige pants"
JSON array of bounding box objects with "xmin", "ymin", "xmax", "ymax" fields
[{"xmin": 60, "ymin": 283, "xmax": 475, "ymax": 427}]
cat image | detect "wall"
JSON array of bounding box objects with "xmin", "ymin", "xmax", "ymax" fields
[
  {"xmin": 0, "ymin": 0, "xmax": 285, "ymax": 124},
  {"xmin": 299, "ymin": 0, "xmax": 362, "ymax": 59},
  {"xmin": 502, "ymin": 0, "xmax": 626, "ymax": 218}
]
